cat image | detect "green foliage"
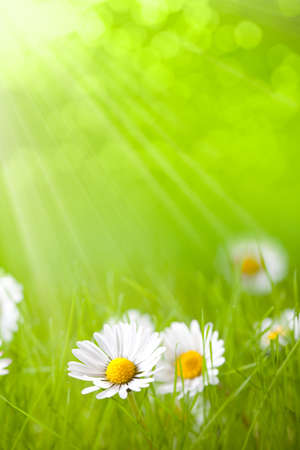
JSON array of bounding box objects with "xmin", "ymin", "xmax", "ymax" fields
[
  {"xmin": 0, "ymin": 0, "xmax": 300, "ymax": 448},
  {"xmin": 1, "ymin": 273, "xmax": 300, "ymax": 449}
]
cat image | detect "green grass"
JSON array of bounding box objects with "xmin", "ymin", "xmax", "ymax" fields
[{"xmin": 1, "ymin": 272, "xmax": 300, "ymax": 449}]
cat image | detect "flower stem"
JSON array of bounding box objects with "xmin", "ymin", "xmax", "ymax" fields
[{"xmin": 128, "ymin": 392, "xmax": 153, "ymax": 449}]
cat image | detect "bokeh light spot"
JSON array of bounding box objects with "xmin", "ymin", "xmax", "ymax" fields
[{"xmin": 234, "ymin": 21, "xmax": 262, "ymax": 50}]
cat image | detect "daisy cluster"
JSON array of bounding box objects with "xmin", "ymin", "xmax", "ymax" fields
[
  {"xmin": 0, "ymin": 270, "xmax": 23, "ymax": 376},
  {"xmin": 224, "ymin": 238, "xmax": 300, "ymax": 347},
  {"xmin": 68, "ymin": 316, "xmax": 225, "ymax": 401},
  {"xmin": 1, "ymin": 235, "xmax": 299, "ymax": 429},
  {"xmin": 68, "ymin": 307, "xmax": 300, "ymax": 404},
  {"xmin": 68, "ymin": 237, "xmax": 299, "ymax": 407}
]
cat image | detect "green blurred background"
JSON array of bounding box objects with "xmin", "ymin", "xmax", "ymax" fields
[{"xmin": 0, "ymin": 0, "xmax": 299, "ymax": 313}]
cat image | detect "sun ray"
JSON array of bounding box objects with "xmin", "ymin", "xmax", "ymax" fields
[
  {"xmin": 100, "ymin": 53, "xmax": 264, "ymax": 233},
  {"xmin": 0, "ymin": 150, "xmax": 52, "ymax": 296},
  {"xmin": 5, "ymin": 91, "xmax": 105, "ymax": 288},
  {"xmin": 0, "ymin": 17, "xmax": 145, "ymax": 281},
  {"xmin": 75, "ymin": 63, "xmax": 229, "ymax": 239},
  {"xmin": 179, "ymin": 38, "xmax": 297, "ymax": 109},
  {"xmin": 0, "ymin": 10, "xmax": 210, "ymax": 291},
  {"xmin": 36, "ymin": 48, "xmax": 208, "ymax": 252}
]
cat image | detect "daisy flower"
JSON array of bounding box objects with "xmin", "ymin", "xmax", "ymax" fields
[
  {"xmin": 156, "ymin": 321, "xmax": 225, "ymax": 398},
  {"xmin": 259, "ymin": 309, "xmax": 294, "ymax": 349},
  {"xmin": 0, "ymin": 342, "xmax": 11, "ymax": 376},
  {"xmin": 223, "ymin": 237, "xmax": 288, "ymax": 294},
  {"xmin": 0, "ymin": 272, "xmax": 23, "ymax": 342},
  {"xmin": 68, "ymin": 321, "xmax": 165, "ymax": 399}
]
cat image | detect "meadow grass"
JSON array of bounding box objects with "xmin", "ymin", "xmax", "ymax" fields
[{"xmin": 1, "ymin": 271, "xmax": 299, "ymax": 449}]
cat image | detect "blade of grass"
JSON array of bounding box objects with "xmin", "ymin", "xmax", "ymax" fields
[{"xmin": 241, "ymin": 338, "xmax": 300, "ymax": 450}]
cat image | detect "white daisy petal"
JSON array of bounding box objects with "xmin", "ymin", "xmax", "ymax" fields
[
  {"xmin": 136, "ymin": 346, "xmax": 166, "ymax": 369},
  {"xmin": 127, "ymin": 379, "xmax": 144, "ymax": 391},
  {"xmin": 261, "ymin": 318, "xmax": 273, "ymax": 332},
  {"xmin": 109, "ymin": 310, "xmax": 154, "ymax": 334},
  {"xmin": 93, "ymin": 331, "xmax": 116, "ymax": 360},
  {"xmin": 93, "ymin": 379, "xmax": 112, "ymax": 388},
  {"xmin": 96, "ymin": 384, "xmax": 119, "ymax": 399},
  {"xmin": 0, "ymin": 272, "xmax": 23, "ymax": 342},
  {"xmin": 77, "ymin": 341, "xmax": 109, "ymax": 364},
  {"xmin": 72, "ymin": 349, "xmax": 106, "ymax": 370},
  {"xmin": 81, "ymin": 385, "xmax": 100, "ymax": 395},
  {"xmin": 68, "ymin": 372, "xmax": 98, "ymax": 381},
  {"xmin": 213, "ymin": 356, "xmax": 226, "ymax": 367},
  {"xmin": 134, "ymin": 333, "xmax": 161, "ymax": 362},
  {"xmin": 68, "ymin": 361, "xmax": 105, "ymax": 376},
  {"xmin": 0, "ymin": 350, "xmax": 11, "ymax": 376},
  {"xmin": 125, "ymin": 310, "xmax": 154, "ymax": 332},
  {"xmin": 157, "ymin": 382, "xmax": 174, "ymax": 395},
  {"xmin": 0, "ymin": 274, "xmax": 23, "ymax": 304},
  {"xmin": 119, "ymin": 384, "xmax": 129, "ymax": 399}
]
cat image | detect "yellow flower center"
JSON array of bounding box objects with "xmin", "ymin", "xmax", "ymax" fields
[
  {"xmin": 267, "ymin": 325, "xmax": 285, "ymax": 341},
  {"xmin": 106, "ymin": 357, "xmax": 136, "ymax": 384},
  {"xmin": 241, "ymin": 256, "xmax": 261, "ymax": 275},
  {"xmin": 176, "ymin": 350, "xmax": 203, "ymax": 379}
]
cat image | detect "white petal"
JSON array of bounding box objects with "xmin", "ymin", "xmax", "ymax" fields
[
  {"xmin": 0, "ymin": 358, "xmax": 11, "ymax": 373},
  {"xmin": 96, "ymin": 384, "xmax": 119, "ymax": 399},
  {"xmin": 94, "ymin": 380, "xmax": 113, "ymax": 389},
  {"xmin": 81, "ymin": 385, "xmax": 100, "ymax": 395},
  {"xmin": 157, "ymin": 382, "xmax": 174, "ymax": 395},
  {"xmin": 119, "ymin": 385, "xmax": 129, "ymax": 399},
  {"xmin": 128, "ymin": 379, "xmax": 143, "ymax": 391}
]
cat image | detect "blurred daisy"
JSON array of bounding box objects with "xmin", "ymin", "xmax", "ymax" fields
[
  {"xmin": 224, "ymin": 238, "xmax": 288, "ymax": 294},
  {"xmin": 191, "ymin": 395, "xmax": 211, "ymax": 428},
  {"xmin": 0, "ymin": 299, "xmax": 20, "ymax": 342},
  {"xmin": 173, "ymin": 395, "xmax": 210, "ymax": 431},
  {"xmin": 259, "ymin": 309, "xmax": 294, "ymax": 349},
  {"xmin": 0, "ymin": 343, "xmax": 11, "ymax": 376},
  {"xmin": 0, "ymin": 274, "xmax": 23, "ymax": 304},
  {"xmin": 156, "ymin": 321, "xmax": 225, "ymax": 398},
  {"xmin": 68, "ymin": 321, "xmax": 165, "ymax": 399},
  {"xmin": 0, "ymin": 272, "xmax": 23, "ymax": 342},
  {"xmin": 109, "ymin": 309, "xmax": 154, "ymax": 332}
]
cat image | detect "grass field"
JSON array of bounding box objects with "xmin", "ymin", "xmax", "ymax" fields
[
  {"xmin": 0, "ymin": 0, "xmax": 300, "ymax": 449},
  {"xmin": 1, "ymin": 273, "xmax": 300, "ymax": 449}
]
